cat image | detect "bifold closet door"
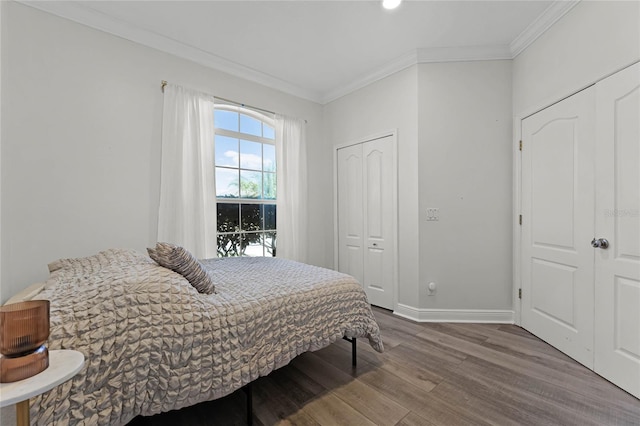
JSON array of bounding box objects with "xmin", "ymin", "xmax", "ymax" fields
[
  {"xmin": 337, "ymin": 144, "xmax": 365, "ymax": 286},
  {"xmin": 361, "ymin": 137, "xmax": 395, "ymax": 309},
  {"xmin": 337, "ymin": 136, "xmax": 396, "ymax": 309},
  {"xmin": 594, "ymin": 62, "xmax": 640, "ymax": 399},
  {"xmin": 521, "ymin": 88, "xmax": 596, "ymax": 368}
]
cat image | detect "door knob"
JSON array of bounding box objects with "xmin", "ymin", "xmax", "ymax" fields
[{"xmin": 591, "ymin": 238, "xmax": 609, "ymax": 249}]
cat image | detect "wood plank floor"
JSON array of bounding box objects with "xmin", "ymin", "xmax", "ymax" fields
[{"xmin": 128, "ymin": 307, "xmax": 640, "ymax": 426}]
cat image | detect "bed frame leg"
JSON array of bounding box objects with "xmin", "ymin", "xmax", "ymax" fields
[
  {"xmin": 342, "ymin": 336, "xmax": 357, "ymax": 367},
  {"xmin": 242, "ymin": 382, "xmax": 253, "ymax": 426},
  {"xmin": 351, "ymin": 338, "xmax": 357, "ymax": 367}
]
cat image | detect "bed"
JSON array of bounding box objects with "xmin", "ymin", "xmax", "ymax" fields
[{"xmin": 19, "ymin": 247, "xmax": 383, "ymax": 425}]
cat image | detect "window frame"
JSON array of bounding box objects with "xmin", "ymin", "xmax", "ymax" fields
[{"xmin": 214, "ymin": 103, "xmax": 277, "ymax": 257}]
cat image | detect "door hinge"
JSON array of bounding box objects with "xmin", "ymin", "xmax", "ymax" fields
[
  {"xmin": 519, "ymin": 140, "xmax": 523, "ymax": 151},
  {"xmin": 518, "ymin": 288, "xmax": 522, "ymax": 299},
  {"xmin": 519, "ymin": 215, "xmax": 522, "ymax": 225}
]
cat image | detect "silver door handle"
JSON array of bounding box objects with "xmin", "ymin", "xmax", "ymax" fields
[{"xmin": 591, "ymin": 238, "xmax": 609, "ymax": 249}]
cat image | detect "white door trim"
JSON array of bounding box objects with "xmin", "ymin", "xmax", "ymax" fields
[
  {"xmin": 333, "ymin": 130, "xmax": 399, "ymax": 311},
  {"xmin": 513, "ymin": 114, "xmax": 523, "ymax": 326}
]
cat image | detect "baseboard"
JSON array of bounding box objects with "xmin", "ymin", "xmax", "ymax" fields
[{"xmin": 394, "ymin": 303, "xmax": 515, "ymax": 324}]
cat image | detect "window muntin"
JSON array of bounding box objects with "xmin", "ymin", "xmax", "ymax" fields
[{"xmin": 214, "ymin": 105, "xmax": 276, "ymax": 258}]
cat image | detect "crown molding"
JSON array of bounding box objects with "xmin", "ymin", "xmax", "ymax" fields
[
  {"xmin": 322, "ymin": 44, "xmax": 512, "ymax": 104},
  {"xmin": 19, "ymin": 0, "xmax": 579, "ymax": 105},
  {"xmin": 18, "ymin": 0, "xmax": 324, "ymax": 103},
  {"xmin": 417, "ymin": 45, "xmax": 512, "ymax": 63},
  {"xmin": 510, "ymin": 0, "xmax": 581, "ymax": 58},
  {"xmin": 321, "ymin": 50, "xmax": 418, "ymax": 104}
]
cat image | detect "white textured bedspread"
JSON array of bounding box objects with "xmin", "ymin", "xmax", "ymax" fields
[{"xmin": 30, "ymin": 249, "xmax": 383, "ymax": 425}]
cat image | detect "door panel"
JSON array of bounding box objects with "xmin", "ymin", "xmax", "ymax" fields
[
  {"xmin": 531, "ymin": 119, "xmax": 577, "ymax": 250},
  {"xmin": 614, "ymin": 277, "xmax": 640, "ymax": 359},
  {"xmin": 365, "ymin": 247, "xmax": 385, "ymax": 292},
  {"xmin": 362, "ymin": 137, "xmax": 395, "ymax": 309},
  {"xmin": 530, "ymin": 259, "xmax": 577, "ymax": 328},
  {"xmin": 521, "ymin": 87, "xmax": 596, "ymax": 368},
  {"xmin": 594, "ymin": 62, "xmax": 640, "ymax": 398},
  {"xmin": 337, "ymin": 144, "xmax": 364, "ymax": 285},
  {"xmin": 366, "ymin": 149, "xmax": 384, "ymax": 239},
  {"xmin": 612, "ymin": 83, "xmax": 640, "ymax": 261}
]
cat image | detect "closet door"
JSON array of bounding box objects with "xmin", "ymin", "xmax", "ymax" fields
[
  {"xmin": 337, "ymin": 144, "xmax": 364, "ymax": 286},
  {"xmin": 594, "ymin": 63, "xmax": 640, "ymax": 399},
  {"xmin": 337, "ymin": 136, "xmax": 397, "ymax": 310},
  {"xmin": 362, "ymin": 136, "xmax": 395, "ymax": 309},
  {"xmin": 521, "ymin": 88, "xmax": 596, "ymax": 368}
]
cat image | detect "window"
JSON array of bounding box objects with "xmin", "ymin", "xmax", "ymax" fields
[{"xmin": 214, "ymin": 105, "xmax": 276, "ymax": 257}]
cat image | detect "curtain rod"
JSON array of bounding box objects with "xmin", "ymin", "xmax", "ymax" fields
[
  {"xmin": 214, "ymin": 96, "xmax": 276, "ymax": 117},
  {"xmin": 161, "ymin": 80, "xmax": 307, "ymax": 123}
]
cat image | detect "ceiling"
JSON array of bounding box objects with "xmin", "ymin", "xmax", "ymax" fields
[{"xmin": 24, "ymin": 1, "xmax": 579, "ymax": 104}]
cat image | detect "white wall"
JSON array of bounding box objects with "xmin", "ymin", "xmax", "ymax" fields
[
  {"xmin": 513, "ymin": 0, "xmax": 640, "ymax": 116},
  {"xmin": 418, "ymin": 61, "xmax": 513, "ymax": 310},
  {"xmin": 0, "ymin": 12, "xmax": 12, "ymax": 426},
  {"xmin": 0, "ymin": 0, "xmax": 3, "ymax": 301},
  {"xmin": 323, "ymin": 66, "xmax": 420, "ymax": 306},
  {"xmin": 324, "ymin": 61, "xmax": 513, "ymax": 314},
  {"xmin": 0, "ymin": 2, "xmax": 325, "ymax": 303}
]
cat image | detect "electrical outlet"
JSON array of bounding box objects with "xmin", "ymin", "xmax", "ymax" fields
[{"xmin": 426, "ymin": 208, "xmax": 439, "ymax": 221}]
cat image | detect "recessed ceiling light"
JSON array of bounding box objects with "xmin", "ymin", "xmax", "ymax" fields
[{"xmin": 382, "ymin": 0, "xmax": 402, "ymax": 10}]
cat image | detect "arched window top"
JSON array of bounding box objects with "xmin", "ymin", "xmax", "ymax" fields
[
  {"xmin": 214, "ymin": 104, "xmax": 275, "ymax": 142},
  {"xmin": 215, "ymin": 103, "xmax": 274, "ymax": 125}
]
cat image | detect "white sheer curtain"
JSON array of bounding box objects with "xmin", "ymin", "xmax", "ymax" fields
[
  {"xmin": 158, "ymin": 84, "xmax": 217, "ymax": 259},
  {"xmin": 275, "ymin": 115, "xmax": 308, "ymax": 262}
]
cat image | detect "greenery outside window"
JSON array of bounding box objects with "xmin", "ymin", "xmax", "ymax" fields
[{"xmin": 214, "ymin": 104, "xmax": 276, "ymax": 257}]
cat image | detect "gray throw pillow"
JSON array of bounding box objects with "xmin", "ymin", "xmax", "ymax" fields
[{"xmin": 147, "ymin": 242, "xmax": 215, "ymax": 294}]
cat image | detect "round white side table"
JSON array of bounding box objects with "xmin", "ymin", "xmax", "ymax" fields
[{"xmin": 0, "ymin": 350, "xmax": 84, "ymax": 426}]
